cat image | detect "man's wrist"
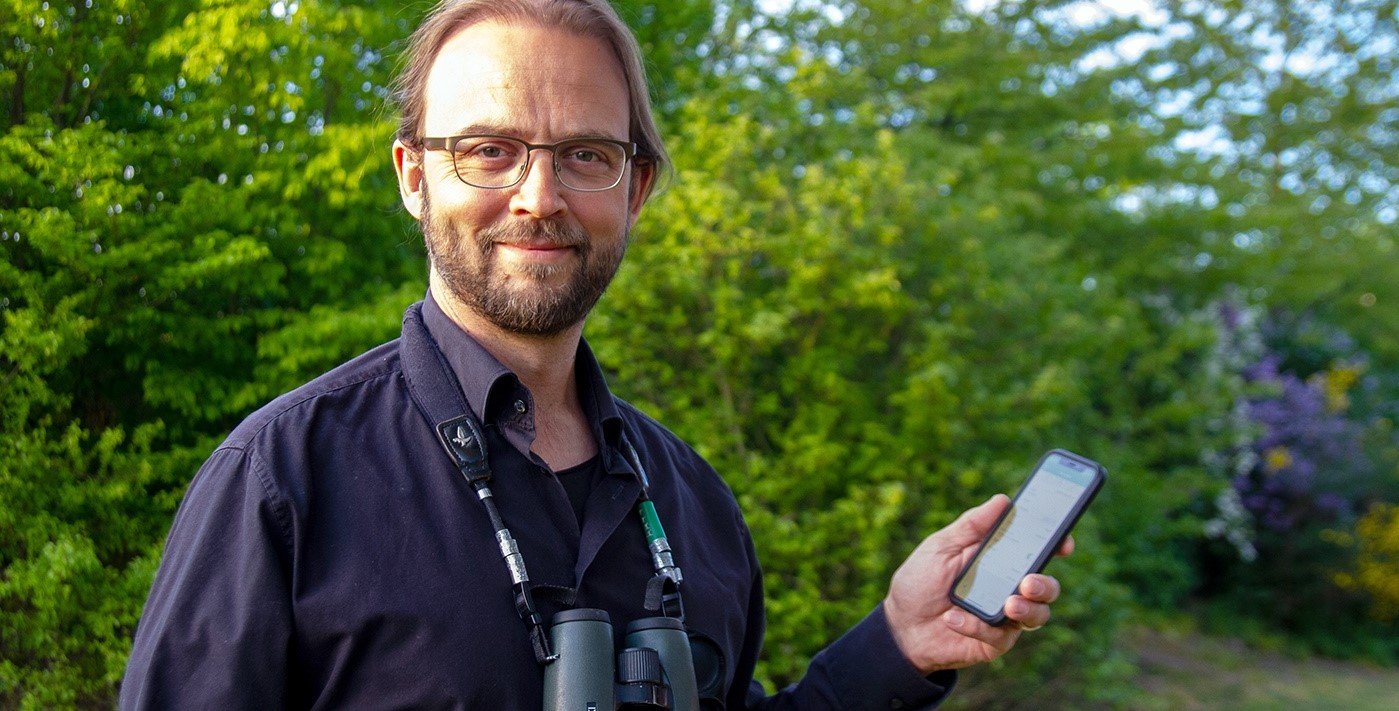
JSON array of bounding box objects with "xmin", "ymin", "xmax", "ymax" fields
[
  {"xmin": 808, "ymin": 603, "xmax": 957, "ymax": 709},
  {"xmin": 884, "ymin": 595, "xmax": 946, "ymax": 674}
]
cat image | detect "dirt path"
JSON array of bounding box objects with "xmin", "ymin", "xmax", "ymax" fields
[{"xmin": 1125, "ymin": 626, "xmax": 1399, "ymax": 710}]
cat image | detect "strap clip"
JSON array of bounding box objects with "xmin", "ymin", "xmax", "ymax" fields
[{"xmin": 437, "ymin": 415, "xmax": 491, "ymax": 484}]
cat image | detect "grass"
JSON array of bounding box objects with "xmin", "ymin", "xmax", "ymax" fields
[{"xmin": 1124, "ymin": 624, "xmax": 1399, "ymax": 711}]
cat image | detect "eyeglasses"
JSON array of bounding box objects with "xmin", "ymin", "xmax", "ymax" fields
[{"xmin": 419, "ymin": 134, "xmax": 639, "ymax": 192}]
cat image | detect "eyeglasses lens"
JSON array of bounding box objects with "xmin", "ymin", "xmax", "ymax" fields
[{"xmin": 450, "ymin": 137, "xmax": 627, "ymax": 191}]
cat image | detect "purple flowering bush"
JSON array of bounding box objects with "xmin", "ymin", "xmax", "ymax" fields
[
  {"xmin": 1236, "ymin": 354, "xmax": 1363, "ymax": 532},
  {"xmin": 1201, "ymin": 307, "xmax": 1398, "ymax": 659}
]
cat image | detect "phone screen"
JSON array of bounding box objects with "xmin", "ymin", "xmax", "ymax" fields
[{"xmin": 952, "ymin": 451, "xmax": 1101, "ymax": 619}]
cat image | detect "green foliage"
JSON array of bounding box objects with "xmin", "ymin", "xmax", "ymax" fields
[
  {"xmin": 3, "ymin": 0, "xmax": 1396, "ymax": 708},
  {"xmin": 1, "ymin": 0, "xmax": 418, "ymax": 705}
]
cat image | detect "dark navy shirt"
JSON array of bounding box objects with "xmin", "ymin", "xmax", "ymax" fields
[{"xmin": 120, "ymin": 297, "xmax": 954, "ymax": 710}]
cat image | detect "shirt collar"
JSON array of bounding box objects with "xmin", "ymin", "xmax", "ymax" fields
[{"xmin": 420, "ymin": 291, "xmax": 623, "ymax": 450}]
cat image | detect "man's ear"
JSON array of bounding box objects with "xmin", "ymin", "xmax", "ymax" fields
[
  {"xmin": 626, "ymin": 159, "xmax": 657, "ymax": 228},
  {"xmin": 393, "ymin": 139, "xmax": 425, "ymax": 221}
]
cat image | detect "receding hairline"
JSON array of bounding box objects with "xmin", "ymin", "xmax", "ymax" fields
[{"xmin": 416, "ymin": 22, "xmax": 635, "ymax": 144}]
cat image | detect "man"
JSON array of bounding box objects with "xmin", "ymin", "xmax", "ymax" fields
[{"xmin": 121, "ymin": 1, "xmax": 1067, "ymax": 708}]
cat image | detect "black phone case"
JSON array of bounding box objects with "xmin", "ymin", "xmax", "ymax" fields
[{"xmin": 948, "ymin": 448, "xmax": 1106, "ymax": 625}]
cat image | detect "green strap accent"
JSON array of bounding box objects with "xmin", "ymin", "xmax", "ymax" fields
[{"xmin": 639, "ymin": 500, "xmax": 667, "ymax": 543}]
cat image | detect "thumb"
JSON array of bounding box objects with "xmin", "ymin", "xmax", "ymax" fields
[{"xmin": 941, "ymin": 494, "xmax": 1010, "ymax": 548}]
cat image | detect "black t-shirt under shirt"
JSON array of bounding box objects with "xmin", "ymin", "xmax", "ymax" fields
[{"xmin": 554, "ymin": 455, "xmax": 602, "ymax": 526}]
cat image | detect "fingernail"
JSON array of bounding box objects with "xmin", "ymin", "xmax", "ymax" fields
[
  {"xmin": 1027, "ymin": 580, "xmax": 1045, "ymax": 596},
  {"xmin": 946, "ymin": 611, "xmax": 966, "ymax": 629}
]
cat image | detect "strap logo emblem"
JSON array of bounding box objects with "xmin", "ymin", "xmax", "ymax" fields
[
  {"xmin": 451, "ymin": 425, "xmax": 473, "ymax": 450},
  {"xmin": 437, "ymin": 415, "xmax": 490, "ymax": 483}
]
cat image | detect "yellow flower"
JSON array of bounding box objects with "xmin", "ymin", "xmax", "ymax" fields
[
  {"xmin": 1334, "ymin": 503, "xmax": 1399, "ymax": 623},
  {"xmin": 1263, "ymin": 446, "xmax": 1292, "ymax": 473},
  {"xmin": 1318, "ymin": 362, "xmax": 1364, "ymax": 413}
]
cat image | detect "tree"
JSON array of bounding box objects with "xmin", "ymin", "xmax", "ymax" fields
[
  {"xmin": 1, "ymin": 0, "xmax": 416, "ymax": 704},
  {"xmin": 3, "ymin": 0, "xmax": 1394, "ymax": 706}
]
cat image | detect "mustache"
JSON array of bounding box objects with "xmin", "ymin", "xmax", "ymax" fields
[{"xmin": 476, "ymin": 220, "xmax": 588, "ymax": 249}]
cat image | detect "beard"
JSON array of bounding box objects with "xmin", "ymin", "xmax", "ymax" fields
[{"xmin": 420, "ymin": 188, "xmax": 627, "ymax": 337}]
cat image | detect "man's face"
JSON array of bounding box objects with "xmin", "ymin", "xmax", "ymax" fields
[{"xmin": 395, "ymin": 20, "xmax": 651, "ymax": 336}]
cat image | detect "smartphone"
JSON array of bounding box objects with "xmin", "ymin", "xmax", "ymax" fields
[{"xmin": 949, "ymin": 449, "xmax": 1106, "ymax": 625}]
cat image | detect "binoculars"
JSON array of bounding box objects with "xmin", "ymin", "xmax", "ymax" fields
[{"xmin": 544, "ymin": 609, "xmax": 699, "ymax": 711}]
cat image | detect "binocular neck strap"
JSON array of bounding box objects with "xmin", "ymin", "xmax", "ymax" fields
[
  {"xmin": 621, "ymin": 437, "xmax": 687, "ymax": 619},
  {"xmin": 438, "ymin": 413, "xmax": 559, "ymax": 665},
  {"xmin": 402, "ymin": 306, "xmax": 557, "ymax": 664}
]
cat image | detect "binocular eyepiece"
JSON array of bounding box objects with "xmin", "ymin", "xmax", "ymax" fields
[{"xmin": 543, "ymin": 609, "xmax": 699, "ymax": 711}]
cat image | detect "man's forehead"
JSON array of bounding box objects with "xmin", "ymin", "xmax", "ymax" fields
[{"xmin": 421, "ymin": 20, "xmax": 630, "ymax": 135}]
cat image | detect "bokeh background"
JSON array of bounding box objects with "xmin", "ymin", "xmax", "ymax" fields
[{"xmin": 2, "ymin": 0, "xmax": 1396, "ymax": 708}]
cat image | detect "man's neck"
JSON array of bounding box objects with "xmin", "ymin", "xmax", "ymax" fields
[{"xmin": 429, "ymin": 275, "xmax": 597, "ymax": 469}]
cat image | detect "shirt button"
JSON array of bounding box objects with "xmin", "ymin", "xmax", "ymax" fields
[
  {"xmin": 890, "ymin": 700, "xmax": 905, "ymax": 709},
  {"xmin": 514, "ymin": 399, "xmax": 528, "ymax": 414}
]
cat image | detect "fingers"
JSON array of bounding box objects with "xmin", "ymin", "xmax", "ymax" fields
[
  {"xmin": 1018, "ymin": 574, "xmax": 1061, "ymax": 603},
  {"xmin": 1056, "ymin": 534, "xmax": 1076, "ymax": 557},
  {"xmin": 1004, "ymin": 575, "xmax": 1059, "ymax": 630},
  {"xmin": 943, "ymin": 608, "xmax": 1020, "ymax": 654},
  {"xmin": 1003, "ymin": 596, "xmax": 1052, "ymax": 630}
]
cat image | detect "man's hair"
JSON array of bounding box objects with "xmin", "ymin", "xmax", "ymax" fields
[{"xmin": 393, "ymin": 0, "xmax": 669, "ymax": 198}]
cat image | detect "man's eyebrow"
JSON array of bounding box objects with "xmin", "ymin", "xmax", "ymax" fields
[{"xmin": 444, "ymin": 122, "xmax": 627, "ymax": 141}]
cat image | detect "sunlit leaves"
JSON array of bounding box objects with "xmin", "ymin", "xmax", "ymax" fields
[
  {"xmin": 1, "ymin": 1, "xmax": 418, "ymax": 705},
  {"xmin": 4, "ymin": 0, "xmax": 1396, "ymax": 706}
]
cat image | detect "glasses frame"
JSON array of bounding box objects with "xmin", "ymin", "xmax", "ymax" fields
[{"xmin": 418, "ymin": 134, "xmax": 640, "ymax": 192}]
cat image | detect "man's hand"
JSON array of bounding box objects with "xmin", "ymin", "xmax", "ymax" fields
[{"xmin": 882, "ymin": 494, "xmax": 1073, "ymax": 674}]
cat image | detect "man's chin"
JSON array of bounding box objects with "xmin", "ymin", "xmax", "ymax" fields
[
  {"xmin": 468, "ymin": 282, "xmax": 594, "ymax": 336},
  {"xmin": 484, "ymin": 306, "xmax": 587, "ymax": 337}
]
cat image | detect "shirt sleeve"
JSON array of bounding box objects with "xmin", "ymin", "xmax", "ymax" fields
[
  {"xmin": 731, "ymin": 549, "xmax": 956, "ymax": 710},
  {"xmin": 120, "ymin": 446, "xmax": 294, "ymax": 710}
]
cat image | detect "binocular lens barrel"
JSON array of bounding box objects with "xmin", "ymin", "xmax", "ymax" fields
[
  {"xmin": 625, "ymin": 618, "xmax": 699, "ymax": 711},
  {"xmin": 544, "ymin": 611, "xmax": 699, "ymax": 711},
  {"xmin": 545, "ymin": 609, "xmax": 615, "ymax": 711}
]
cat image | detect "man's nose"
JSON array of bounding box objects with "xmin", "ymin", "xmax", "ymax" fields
[{"xmin": 509, "ymin": 149, "xmax": 567, "ymax": 219}]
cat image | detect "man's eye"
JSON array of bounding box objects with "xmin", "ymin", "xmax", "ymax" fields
[
  {"xmin": 562, "ymin": 142, "xmax": 621, "ymax": 167},
  {"xmin": 454, "ymin": 140, "xmax": 519, "ymax": 161}
]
